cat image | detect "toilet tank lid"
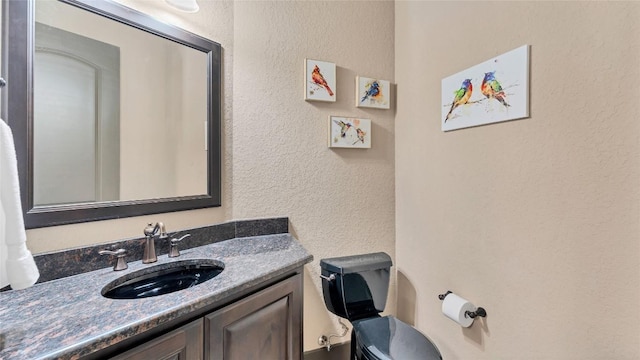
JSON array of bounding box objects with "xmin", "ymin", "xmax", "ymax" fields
[{"xmin": 320, "ymin": 252, "xmax": 392, "ymax": 274}]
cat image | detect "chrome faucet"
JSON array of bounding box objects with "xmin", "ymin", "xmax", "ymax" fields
[{"xmin": 142, "ymin": 222, "xmax": 167, "ymax": 263}]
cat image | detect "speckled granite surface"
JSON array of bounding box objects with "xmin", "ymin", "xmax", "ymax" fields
[{"xmin": 0, "ymin": 233, "xmax": 312, "ymax": 360}]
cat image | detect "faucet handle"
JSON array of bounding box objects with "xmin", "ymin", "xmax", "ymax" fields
[
  {"xmin": 169, "ymin": 234, "xmax": 191, "ymax": 258},
  {"xmin": 99, "ymin": 248, "xmax": 128, "ymax": 271}
]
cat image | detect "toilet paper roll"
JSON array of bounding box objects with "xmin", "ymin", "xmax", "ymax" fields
[{"xmin": 442, "ymin": 293, "xmax": 476, "ymax": 327}]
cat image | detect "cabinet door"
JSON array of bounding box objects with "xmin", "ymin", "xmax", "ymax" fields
[
  {"xmin": 110, "ymin": 319, "xmax": 203, "ymax": 360},
  {"xmin": 205, "ymin": 273, "xmax": 302, "ymax": 360}
]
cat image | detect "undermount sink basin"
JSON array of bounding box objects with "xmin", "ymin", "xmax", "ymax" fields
[{"xmin": 102, "ymin": 259, "xmax": 224, "ymax": 300}]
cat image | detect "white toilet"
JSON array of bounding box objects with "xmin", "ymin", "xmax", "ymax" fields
[{"xmin": 320, "ymin": 252, "xmax": 442, "ymax": 359}]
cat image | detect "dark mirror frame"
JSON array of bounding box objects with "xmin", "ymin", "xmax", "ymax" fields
[{"xmin": 1, "ymin": 0, "xmax": 222, "ymax": 229}]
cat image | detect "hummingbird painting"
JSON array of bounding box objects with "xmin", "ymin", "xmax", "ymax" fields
[
  {"xmin": 481, "ymin": 71, "xmax": 510, "ymax": 108},
  {"xmin": 444, "ymin": 78, "xmax": 473, "ymax": 122},
  {"xmin": 311, "ymin": 65, "xmax": 334, "ymax": 96},
  {"xmin": 333, "ymin": 120, "xmax": 352, "ymax": 138}
]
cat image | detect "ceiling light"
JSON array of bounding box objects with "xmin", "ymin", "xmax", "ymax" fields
[{"xmin": 165, "ymin": 0, "xmax": 199, "ymax": 13}]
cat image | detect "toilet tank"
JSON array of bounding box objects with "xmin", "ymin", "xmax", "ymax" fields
[{"xmin": 320, "ymin": 252, "xmax": 392, "ymax": 321}]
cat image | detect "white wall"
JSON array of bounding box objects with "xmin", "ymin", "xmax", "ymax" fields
[{"xmin": 395, "ymin": 2, "xmax": 640, "ymax": 359}]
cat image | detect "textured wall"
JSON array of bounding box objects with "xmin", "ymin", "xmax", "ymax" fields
[
  {"xmin": 395, "ymin": 2, "xmax": 640, "ymax": 359},
  {"xmin": 232, "ymin": 1, "xmax": 395, "ymax": 351}
]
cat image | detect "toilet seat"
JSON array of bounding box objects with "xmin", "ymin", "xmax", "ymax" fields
[{"xmin": 352, "ymin": 316, "xmax": 442, "ymax": 360}]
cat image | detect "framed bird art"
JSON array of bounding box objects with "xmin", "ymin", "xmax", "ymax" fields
[
  {"xmin": 304, "ymin": 59, "xmax": 336, "ymax": 102},
  {"xmin": 328, "ymin": 116, "xmax": 371, "ymax": 149},
  {"xmin": 356, "ymin": 76, "xmax": 391, "ymax": 109},
  {"xmin": 441, "ymin": 44, "xmax": 530, "ymax": 132}
]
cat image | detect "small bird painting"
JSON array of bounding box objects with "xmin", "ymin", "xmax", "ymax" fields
[
  {"xmin": 444, "ymin": 78, "xmax": 473, "ymax": 122},
  {"xmin": 481, "ymin": 71, "xmax": 510, "ymax": 108},
  {"xmin": 329, "ymin": 116, "xmax": 371, "ymax": 148},
  {"xmin": 360, "ymin": 81, "xmax": 381, "ymax": 104},
  {"xmin": 312, "ymin": 65, "xmax": 334, "ymax": 96}
]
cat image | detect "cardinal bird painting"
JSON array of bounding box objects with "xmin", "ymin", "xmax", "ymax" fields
[
  {"xmin": 441, "ymin": 45, "xmax": 530, "ymax": 132},
  {"xmin": 305, "ymin": 59, "xmax": 336, "ymax": 102},
  {"xmin": 328, "ymin": 116, "xmax": 371, "ymax": 149},
  {"xmin": 356, "ymin": 76, "xmax": 391, "ymax": 109}
]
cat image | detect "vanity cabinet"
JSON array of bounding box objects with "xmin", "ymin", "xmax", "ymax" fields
[
  {"xmin": 110, "ymin": 319, "xmax": 203, "ymax": 360},
  {"xmin": 109, "ymin": 273, "xmax": 302, "ymax": 360}
]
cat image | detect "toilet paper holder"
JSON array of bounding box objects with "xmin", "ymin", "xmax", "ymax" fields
[{"xmin": 438, "ymin": 290, "xmax": 487, "ymax": 319}]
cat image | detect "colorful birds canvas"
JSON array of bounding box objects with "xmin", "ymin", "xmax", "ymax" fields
[
  {"xmin": 356, "ymin": 76, "xmax": 391, "ymax": 109},
  {"xmin": 305, "ymin": 59, "xmax": 336, "ymax": 102},
  {"xmin": 328, "ymin": 116, "xmax": 371, "ymax": 148},
  {"xmin": 441, "ymin": 45, "xmax": 530, "ymax": 131}
]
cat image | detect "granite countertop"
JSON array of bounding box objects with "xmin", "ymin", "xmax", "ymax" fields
[{"xmin": 0, "ymin": 233, "xmax": 313, "ymax": 360}]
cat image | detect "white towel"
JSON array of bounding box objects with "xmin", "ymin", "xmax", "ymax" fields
[{"xmin": 0, "ymin": 120, "xmax": 39, "ymax": 290}]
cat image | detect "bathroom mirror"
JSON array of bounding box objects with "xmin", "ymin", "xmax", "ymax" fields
[{"xmin": 1, "ymin": 0, "xmax": 222, "ymax": 228}]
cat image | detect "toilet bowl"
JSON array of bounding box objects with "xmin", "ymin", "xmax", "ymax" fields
[{"xmin": 320, "ymin": 252, "xmax": 442, "ymax": 360}]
